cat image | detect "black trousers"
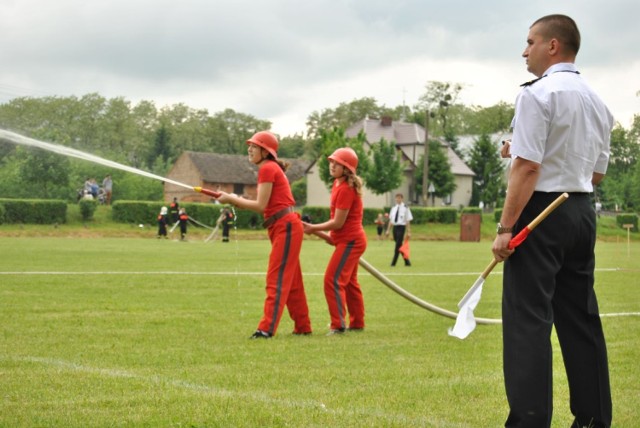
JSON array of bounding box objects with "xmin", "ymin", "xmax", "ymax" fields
[
  {"xmin": 391, "ymin": 225, "xmax": 409, "ymax": 265},
  {"xmin": 503, "ymin": 192, "xmax": 611, "ymax": 428}
]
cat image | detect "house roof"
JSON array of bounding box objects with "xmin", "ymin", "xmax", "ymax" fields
[
  {"xmin": 185, "ymin": 151, "xmax": 309, "ymax": 184},
  {"xmin": 345, "ymin": 118, "xmax": 426, "ymax": 146},
  {"xmin": 345, "ymin": 117, "xmax": 474, "ymax": 177}
]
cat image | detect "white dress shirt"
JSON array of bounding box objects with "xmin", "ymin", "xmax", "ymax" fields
[
  {"xmin": 389, "ymin": 203, "xmax": 412, "ymax": 226},
  {"xmin": 510, "ymin": 63, "xmax": 613, "ymax": 193}
]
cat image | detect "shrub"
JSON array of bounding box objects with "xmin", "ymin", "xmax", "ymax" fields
[
  {"xmin": 78, "ymin": 199, "xmax": 98, "ymax": 221},
  {"xmin": 616, "ymin": 213, "xmax": 638, "ymax": 232},
  {"xmin": 0, "ymin": 198, "xmax": 67, "ymax": 224}
]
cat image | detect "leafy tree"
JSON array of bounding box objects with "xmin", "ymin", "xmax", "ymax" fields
[
  {"xmin": 277, "ymin": 134, "xmax": 307, "ymax": 159},
  {"xmin": 306, "ymin": 97, "xmax": 398, "ymax": 139},
  {"xmin": 414, "ymin": 140, "xmax": 456, "ymax": 203},
  {"xmin": 148, "ymin": 122, "xmax": 172, "ymax": 167},
  {"xmin": 414, "ymin": 81, "xmax": 464, "ymax": 144},
  {"xmin": 598, "ymin": 124, "xmax": 640, "ymax": 210},
  {"xmin": 17, "ymin": 147, "xmax": 70, "ymax": 199},
  {"xmin": 363, "ymin": 138, "xmax": 403, "ymax": 195},
  {"xmin": 467, "ymin": 134, "xmax": 506, "ymax": 208},
  {"xmin": 462, "ymin": 102, "xmax": 515, "ymax": 135}
]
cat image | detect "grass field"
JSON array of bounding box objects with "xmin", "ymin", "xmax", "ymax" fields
[{"xmin": 1, "ymin": 227, "xmax": 639, "ymax": 427}]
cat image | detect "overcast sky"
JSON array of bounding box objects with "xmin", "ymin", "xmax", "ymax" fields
[{"xmin": 1, "ymin": 0, "xmax": 638, "ymax": 137}]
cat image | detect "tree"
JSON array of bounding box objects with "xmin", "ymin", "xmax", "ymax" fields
[
  {"xmin": 277, "ymin": 134, "xmax": 307, "ymax": 159},
  {"xmin": 462, "ymin": 102, "xmax": 515, "ymax": 135},
  {"xmin": 363, "ymin": 138, "xmax": 403, "ymax": 195},
  {"xmin": 598, "ymin": 124, "xmax": 640, "ymax": 210},
  {"xmin": 306, "ymin": 97, "xmax": 398, "ymax": 139},
  {"xmin": 467, "ymin": 134, "xmax": 506, "ymax": 208},
  {"xmin": 17, "ymin": 147, "xmax": 70, "ymax": 199},
  {"xmin": 414, "ymin": 81, "xmax": 464, "ymax": 144},
  {"xmin": 148, "ymin": 122, "xmax": 172, "ymax": 168},
  {"xmin": 414, "ymin": 140, "xmax": 456, "ymax": 203}
]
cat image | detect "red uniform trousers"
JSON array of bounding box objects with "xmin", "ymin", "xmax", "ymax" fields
[
  {"xmin": 257, "ymin": 212, "xmax": 312, "ymax": 336},
  {"xmin": 324, "ymin": 233, "xmax": 367, "ymax": 330}
]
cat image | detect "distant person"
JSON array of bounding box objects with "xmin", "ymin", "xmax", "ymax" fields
[
  {"xmin": 90, "ymin": 178, "xmax": 99, "ymax": 199},
  {"xmin": 374, "ymin": 212, "xmax": 386, "ymax": 240},
  {"xmin": 386, "ymin": 193, "xmax": 412, "ymax": 266},
  {"xmin": 303, "ymin": 147, "xmax": 367, "ymax": 335},
  {"xmin": 157, "ymin": 206, "xmax": 168, "ymax": 239},
  {"xmin": 169, "ymin": 198, "xmax": 180, "ymax": 224},
  {"xmin": 178, "ymin": 207, "xmax": 188, "ymax": 241},
  {"xmin": 102, "ymin": 174, "xmax": 113, "ymax": 205},
  {"xmin": 220, "ymin": 207, "xmax": 234, "ymax": 242},
  {"xmin": 492, "ymin": 14, "xmax": 613, "ymax": 427},
  {"xmin": 84, "ymin": 178, "xmax": 92, "ymax": 195},
  {"xmin": 215, "ymin": 131, "xmax": 312, "ymax": 339}
]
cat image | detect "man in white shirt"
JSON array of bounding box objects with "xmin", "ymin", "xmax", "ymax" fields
[
  {"xmin": 493, "ymin": 14, "xmax": 612, "ymax": 428},
  {"xmin": 385, "ymin": 193, "xmax": 412, "ymax": 266}
]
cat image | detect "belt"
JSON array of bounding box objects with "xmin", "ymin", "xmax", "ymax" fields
[{"xmin": 262, "ymin": 206, "xmax": 295, "ymax": 229}]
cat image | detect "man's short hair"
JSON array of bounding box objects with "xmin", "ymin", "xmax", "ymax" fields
[{"xmin": 532, "ymin": 14, "xmax": 581, "ymax": 55}]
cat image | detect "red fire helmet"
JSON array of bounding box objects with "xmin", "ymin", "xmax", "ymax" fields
[
  {"xmin": 328, "ymin": 147, "xmax": 358, "ymax": 174},
  {"xmin": 246, "ymin": 131, "xmax": 279, "ymax": 159}
]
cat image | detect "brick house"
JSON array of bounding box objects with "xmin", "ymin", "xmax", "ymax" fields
[{"xmin": 164, "ymin": 151, "xmax": 309, "ymax": 203}]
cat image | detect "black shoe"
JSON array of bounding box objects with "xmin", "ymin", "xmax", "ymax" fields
[
  {"xmin": 326, "ymin": 328, "xmax": 345, "ymax": 336},
  {"xmin": 404, "ymin": 260, "xmax": 411, "ymax": 266},
  {"xmin": 249, "ymin": 330, "xmax": 271, "ymax": 339}
]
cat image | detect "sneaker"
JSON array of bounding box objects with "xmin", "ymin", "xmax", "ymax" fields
[
  {"xmin": 249, "ymin": 330, "xmax": 272, "ymax": 339},
  {"xmin": 326, "ymin": 328, "xmax": 345, "ymax": 336}
]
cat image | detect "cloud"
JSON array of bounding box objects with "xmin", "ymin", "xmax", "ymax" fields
[{"xmin": 1, "ymin": 0, "xmax": 638, "ymax": 136}]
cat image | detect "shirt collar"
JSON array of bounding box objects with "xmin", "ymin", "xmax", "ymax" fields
[{"xmin": 542, "ymin": 62, "xmax": 578, "ymax": 77}]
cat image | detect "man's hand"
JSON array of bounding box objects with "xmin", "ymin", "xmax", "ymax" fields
[{"xmin": 492, "ymin": 233, "xmax": 515, "ymax": 262}]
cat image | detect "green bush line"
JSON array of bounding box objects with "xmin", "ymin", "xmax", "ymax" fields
[
  {"xmin": 0, "ymin": 198, "xmax": 67, "ymax": 224},
  {"xmin": 0, "ymin": 198, "xmax": 637, "ymax": 232}
]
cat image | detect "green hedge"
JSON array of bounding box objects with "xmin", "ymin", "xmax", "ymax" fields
[
  {"xmin": 616, "ymin": 213, "xmax": 638, "ymax": 232},
  {"xmin": 0, "ymin": 198, "xmax": 67, "ymax": 224},
  {"xmin": 300, "ymin": 206, "xmax": 457, "ymax": 225},
  {"xmin": 111, "ymin": 201, "xmax": 262, "ymax": 229},
  {"xmin": 0, "ymin": 203, "xmax": 5, "ymax": 224}
]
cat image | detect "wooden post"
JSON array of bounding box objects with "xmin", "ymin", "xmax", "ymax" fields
[
  {"xmin": 422, "ymin": 110, "xmax": 430, "ymax": 206},
  {"xmin": 622, "ymin": 224, "xmax": 634, "ymax": 257}
]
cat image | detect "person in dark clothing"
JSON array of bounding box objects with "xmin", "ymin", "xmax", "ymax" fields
[
  {"xmin": 157, "ymin": 206, "xmax": 168, "ymax": 239},
  {"xmin": 221, "ymin": 207, "xmax": 234, "ymax": 242},
  {"xmin": 178, "ymin": 207, "xmax": 188, "ymax": 241},
  {"xmin": 169, "ymin": 198, "xmax": 180, "ymax": 224}
]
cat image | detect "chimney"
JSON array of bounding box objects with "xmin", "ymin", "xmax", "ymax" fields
[{"xmin": 381, "ymin": 116, "xmax": 392, "ymax": 127}]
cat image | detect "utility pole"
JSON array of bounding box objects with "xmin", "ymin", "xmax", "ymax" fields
[{"xmin": 422, "ymin": 110, "xmax": 430, "ymax": 206}]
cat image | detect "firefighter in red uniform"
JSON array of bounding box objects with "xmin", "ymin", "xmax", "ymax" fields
[
  {"xmin": 302, "ymin": 147, "xmax": 367, "ymax": 335},
  {"xmin": 215, "ymin": 131, "xmax": 312, "ymax": 339}
]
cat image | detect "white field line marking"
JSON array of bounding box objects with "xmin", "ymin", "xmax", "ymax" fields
[
  {"xmin": 0, "ymin": 267, "xmax": 622, "ymax": 276},
  {"xmin": 2, "ymin": 355, "xmax": 469, "ymax": 428}
]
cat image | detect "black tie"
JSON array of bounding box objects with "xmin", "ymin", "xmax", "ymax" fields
[{"xmin": 394, "ymin": 206, "xmax": 399, "ymax": 223}]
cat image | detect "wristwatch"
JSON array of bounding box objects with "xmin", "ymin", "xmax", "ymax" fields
[{"xmin": 496, "ymin": 223, "xmax": 514, "ymax": 234}]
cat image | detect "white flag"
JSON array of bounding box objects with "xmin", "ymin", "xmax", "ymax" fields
[{"xmin": 448, "ymin": 276, "xmax": 484, "ymax": 339}]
